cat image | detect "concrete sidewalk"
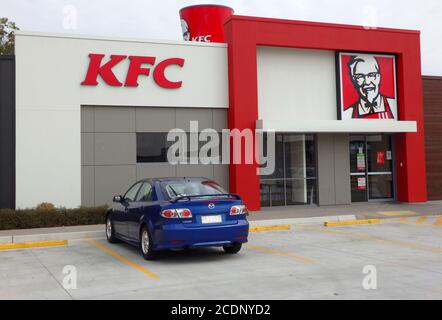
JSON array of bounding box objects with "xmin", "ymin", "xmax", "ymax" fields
[
  {"xmin": 249, "ymin": 200, "xmax": 442, "ymax": 221},
  {"xmin": 1, "ymin": 201, "xmax": 441, "ymax": 244}
]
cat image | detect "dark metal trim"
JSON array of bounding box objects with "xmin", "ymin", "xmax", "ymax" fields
[{"xmin": 0, "ymin": 55, "xmax": 16, "ymax": 209}]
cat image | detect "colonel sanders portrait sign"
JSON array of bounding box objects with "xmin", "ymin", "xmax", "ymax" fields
[{"xmin": 337, "ymin": 52, "xmax": 398, "ymax": 120}]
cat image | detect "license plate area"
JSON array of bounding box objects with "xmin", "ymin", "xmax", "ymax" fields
[{"xmin": 201, "ymin": 215, "xmax": 222, "ymax": 224}]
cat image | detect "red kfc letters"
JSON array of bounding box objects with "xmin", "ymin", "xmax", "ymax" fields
[{"xmin": 81, "ymin": 54, "xmax": 185, "ymax": 89}]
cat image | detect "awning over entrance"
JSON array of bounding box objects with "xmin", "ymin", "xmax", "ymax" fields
[{"xmin": 256, "ymin": 119, "xmax": 417, "ymax": 133}]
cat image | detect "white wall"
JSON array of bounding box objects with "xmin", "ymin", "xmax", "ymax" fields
[
  {"xmin": 15, "ymin": 32, "xmax": 229, "ymax": 208},
  {"xmin": 257, "ymin": 46, "xmax": 337, "ymax": 123}
]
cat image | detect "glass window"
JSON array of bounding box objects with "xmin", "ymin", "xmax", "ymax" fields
[
  {"xmin": 137, "ymin": 133, "xmax": 174, "ymax": 163},
  {"xmin": 260, "ymin": 134, "xmax": 317, "ymax": 207},
  {"xmin": 260, "ymin": 134, "xmax": 284, "ymax": 179},
  {"xmin": 260, "ymin": 180, "xmax": 285, "ymax": 207},
  {"xmin": 367, "ymin": 135, "xmax": 393, "ymax": 173},
  {"xmin": 161, "ymin": 179, "xmax": 227, "ymax": 200},
  {"xmin": 368, "ymin": 175, "xmax": 394, "ymax": 200},
  {"xmin": 137, "ymin": 132, "xmax": 223, "ymax": 164},
  {"xmin": 135, "ymin": 183, "xmax": 153, "ymax": 202},
  {"xmin": 124, "ymin": 182, "xmax": 142, "ymax": 202}
]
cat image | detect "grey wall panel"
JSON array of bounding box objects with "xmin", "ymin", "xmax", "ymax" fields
[
  {"xmin": 81, "ymin": 133, "xmax": 94, "ymax": 166},
  {"xmin": 0, "ymin": 56, "xmax": 15, "ymax": 209},
  {"xmin": 334, "ymin": 134, "xmax": 351, "ymax": 205},
  {"xmin": 80, "ymin": 106, "xmax": 229, "ymax": 207},
  {"xmin": 136, "ymin": 164, "xmax": 176, "ymax": 180},
  {"xmin": 213, "ymin": 109, "xmax": 228, "ymax": 132},
  {"xmin": 94, "ymin": 106, "xmax": 135, "ymax": 133},
  {"xmin": 317, "ymin": 134, "xmax": 336, "ymax": 206},
  {"xmin": 176, "ymin": 164, "xmax": 214, "ymax": 179},
  {"xmin": 213, "ymin": 164, "xmax": 229, "ymax": 191},
  {"xmin": 317, "ymin": 133, "xmax": 351, "ymax": 206},
  {"xmin": 94, "ymin": 133, "xmax": 136, "ymax": 165},
  {"xmin": 94, "ymin": 165, "xmax": 136, "ymax": 206},
  {"xmin": 176, "ymin": 108, "xmax": 213, "ymax": 131},
  {"xmin": 81, "ymin": 107, "xmax": 94, "ymax": 133},
  {"xmin": 136, "ymin": 107, "xmax": 175, "ymax": 132},
  {"xmin": 81, "ymin": 166, "xmax": 95, "ymax": 207}
]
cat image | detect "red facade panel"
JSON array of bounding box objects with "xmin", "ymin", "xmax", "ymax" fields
[{"xmin": 224, "ymin": 16, "xmax": 427, "ymax": 210}]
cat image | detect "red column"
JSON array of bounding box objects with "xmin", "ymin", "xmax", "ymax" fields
[
  {"xmin": 225, "ymin": 20, "xmax": 261, "ymax": 211},
  {"xmin": 395, "ymin": 47, "xmax": 427, "ymax": 202}
]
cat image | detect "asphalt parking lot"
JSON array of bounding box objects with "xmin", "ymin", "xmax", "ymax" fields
[{"xmin": 1, "ymin": 215, "xmax": 441, "ymax": 300}]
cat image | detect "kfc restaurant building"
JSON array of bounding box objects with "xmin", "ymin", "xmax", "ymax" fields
[{"xmin": 0, "ymin": 5, "xmax": 432, "ymax": 211}]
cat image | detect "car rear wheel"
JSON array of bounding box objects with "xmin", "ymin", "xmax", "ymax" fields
[
  {"xmin": 140, "ymin": 226, "xmax": 157, "ymax": 260},
  {"xmin": 223, "ymin": 243, "xmax": 242, "ymax": 254},
  {"xmin": 106, "ymin": 217, "xmax": 119, "ymax": 243}
]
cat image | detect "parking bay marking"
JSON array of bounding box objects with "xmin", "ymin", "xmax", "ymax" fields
[
  {"xmin": 86, "ymin": 239, "xmax": 159, "ymax": 280},
  {"xmin": 415, "ymin": 216, "xmax": 428, "ymax": 225},
  {"xmin": 397, "ymin": 215, "xmax": 442, "ymax": 228},
  {"xmin": 301, "ymin": 226, "xmax": 442, "ymax": 254},
  {"xmin": 378, "ymin": 210, "xmax": 416, "ymax": 217},
  {"xmin": 245, "ymin": 244, "xmax": 318, "ymax": 265},
  {"xmin": 435, "ymin": 216, "xmax": 442, "ymax": 227}
]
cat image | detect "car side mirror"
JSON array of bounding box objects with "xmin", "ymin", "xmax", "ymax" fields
[{"xmin": 113, "ymin": 195, "xmax": 123, "ymax": 203}]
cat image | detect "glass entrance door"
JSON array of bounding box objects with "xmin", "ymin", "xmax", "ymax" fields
[
  {"xmin": 350, "ymin": 135, "xmax": 394, "ymax": 202},
  {"xmin": 350, "ymin": 135, "xmax": 368, "ymax": 202}
]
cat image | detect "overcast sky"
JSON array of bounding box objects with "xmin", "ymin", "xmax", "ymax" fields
[{"xmin": 2, "ymin": 0, "xmax": 441, "ymax": 75}]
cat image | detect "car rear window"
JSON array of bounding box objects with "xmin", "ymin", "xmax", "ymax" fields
[{"xmin": 161, "ymin": 180, "xmax": 227, "ymax": 200}]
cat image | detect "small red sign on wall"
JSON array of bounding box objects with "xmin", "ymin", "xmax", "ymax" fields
[{"xmin": 377, "ymin": 152, "xmax": 385, "ymax": 165}]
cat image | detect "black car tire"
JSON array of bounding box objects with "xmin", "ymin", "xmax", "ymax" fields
[
  {"xmin": 223, "ymin": 243, "xmax": 242, "ymax": 254},
  {"xmin": 106, "ymin": 216, "xmax": 120, "ymax": 243},
  {"xmin": 140, "ymin": 226, "xmax": 157, "ymax": 260}
]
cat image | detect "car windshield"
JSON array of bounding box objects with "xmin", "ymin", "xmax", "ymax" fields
[{"xmin": 161, "ymin": 180, "xmax": 227, "ymax": 200}]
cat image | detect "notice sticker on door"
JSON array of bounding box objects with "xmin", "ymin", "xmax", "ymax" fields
[
  {"xmin": 386, "ymin": 151, "xmax": 392, "ymax": 160},
  {"xmin": 377, "ymin": 151, "xmax": 385, "ymax": 165},
  {"xmin": 357, "ymin": 177, "xmax": 366, "ymax": 190},
  {"xmin": 357, "ymin": 153, "xmax": 366, "ymax": 171}
]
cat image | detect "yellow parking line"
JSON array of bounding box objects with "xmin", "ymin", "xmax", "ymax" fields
[
  {"xmin": 378, "ymin": 211, "xmax": 416, "ymax": 217},
  {"xmin": 399, "ymin": 217, "xmax": 409, "ymax": 223},
  {"xmin": 324, "ymin": 219, "xmax": 380, "ymax": 227},
  {"xmin": 245, "ymin": 244, "xmax": 318, "ymax": 265},
  {"xmin": 87, "ymin": 239, "xmax": 159, "ymax": 280},
  {"xmin": 249, "ymin": 225, "xmax": 291, "ymax": 232},
  {"xmin": 302, "ymin": 227, "xmax": 442, "ymax": 254},
  {"xmin": 0, "ymin": 240, "xmax": 67, "ymax": 251},
  {"xmin": 434, "ymin": 216, "xmax": 442, "ymax": 227},
  {"xmin": 415, "ymin": 216, "xmax": 428, "ymax": 225}
]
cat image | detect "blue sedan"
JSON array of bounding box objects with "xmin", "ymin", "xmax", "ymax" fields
[{"xmin": 105, "ymin": 177, "xmax": 249, "ymax": 260}]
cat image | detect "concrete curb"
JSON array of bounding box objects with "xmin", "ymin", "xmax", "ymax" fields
[
  {"xmin": 324, "ymin": 219, "xmax": 381, "ymax": 227},
  {"xmin": 0, "ymin": 236, "xmax": 13, "ymax": 244},
  {"xmin": 249, "ymin": 215, "xmax": 356, "ymax": 227},
  {"xmin": 249, "ymin": 225, "xmax": 291, "ymax": 232},
  {"xmin": 0, "ymin": 214, "xmax": 357, "ymax": 244}
]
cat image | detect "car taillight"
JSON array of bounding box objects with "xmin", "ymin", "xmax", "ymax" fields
[
  {"xmin": 230, "ymin": 205, "xmax": 248, "ymax": 215},
  {"xmin": 161, "ymin": 208, "xmax": 192, "ymax": 219},
  {"xmin": 161, "ymin": 209, "xmax": 178, "ymax": 218},
  {"xmin": 177, "ymin": 208, "xmax": 192, "ymax": 218}
]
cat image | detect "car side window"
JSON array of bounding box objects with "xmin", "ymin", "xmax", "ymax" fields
[
  {"xmin": 124, "ymin": 182, "xmax": 142, "ymax": 202},
  {"xmin": 135, "ymin": 183, "xmax": 153, "ymax": 202}
]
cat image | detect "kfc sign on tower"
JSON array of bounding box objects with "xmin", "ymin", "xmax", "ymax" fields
[
  {"xmin": 337, "ymin": 52, "xmax": 398, "ymax": 120},
  {"xmin": 179, "ymin": 5, "xmax": 233, "ymax": 43}
]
